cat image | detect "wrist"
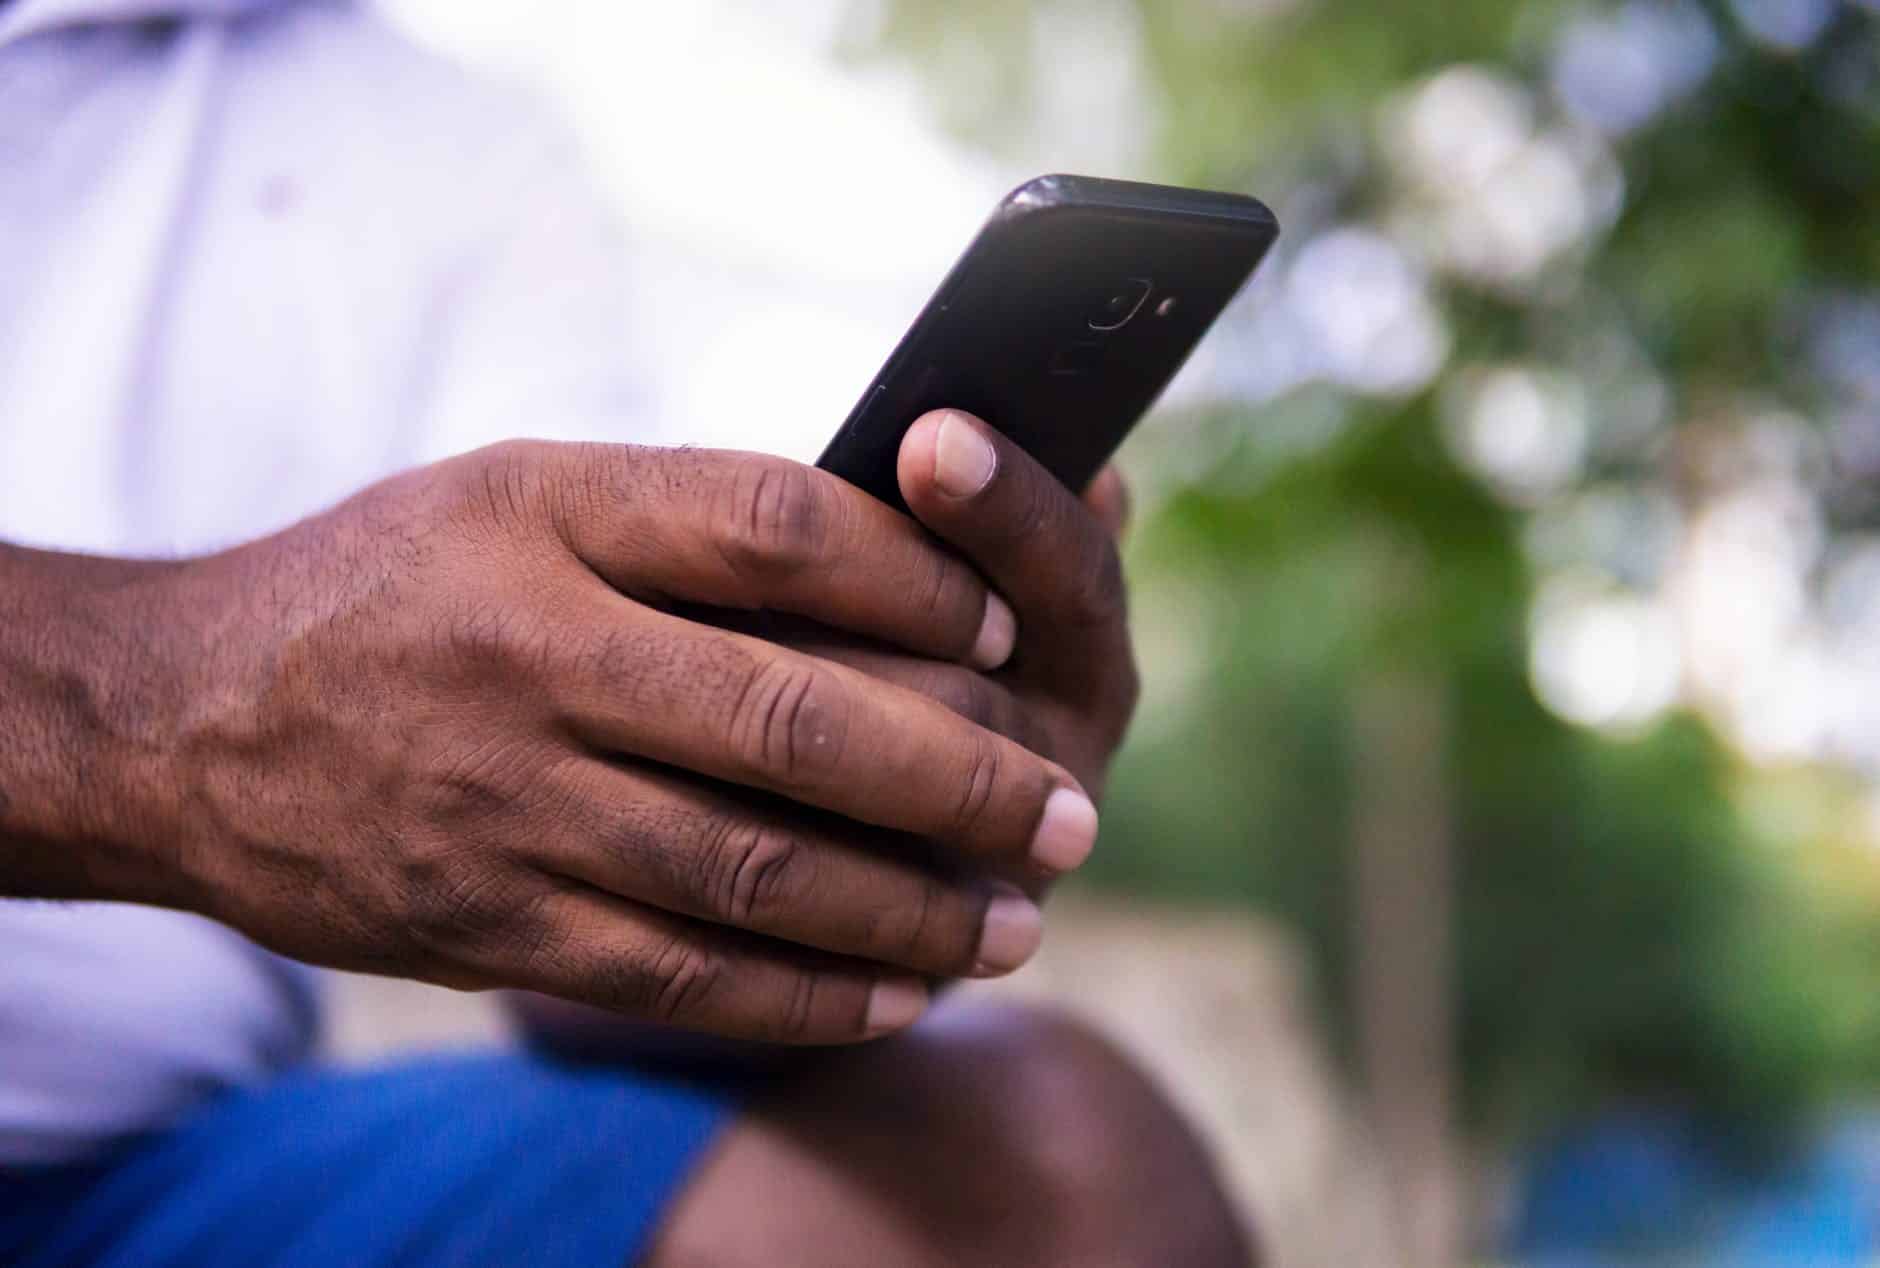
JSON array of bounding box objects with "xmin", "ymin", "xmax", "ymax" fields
[{"xmin": 0, "ymin": 546, "xmax": 202, "ymax": 907}]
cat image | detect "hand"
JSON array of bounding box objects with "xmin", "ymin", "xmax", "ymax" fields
[
  {"xmin": 778, "ymin": 411, "xmax": 1139, "ymax": 803},
  {"xmin": 500, "ymin": 416, "xmax": 1140, "ymax": 1061},
  {"xmin": 102, "ymin": 442, "xmax": 1101, "ymax": 1042}
]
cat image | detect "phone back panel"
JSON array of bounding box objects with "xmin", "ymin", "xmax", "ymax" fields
[{"xmin": 816, "ymin": 175, "xmax": 1278, "ymax": 510}]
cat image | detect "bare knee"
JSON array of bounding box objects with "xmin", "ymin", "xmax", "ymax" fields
[
  {"xmin": 937, "ymin": 1003, "xmax": 1257, "ymax": 1267},
  {"xmin": 647, "ymin": 1000, "xmax": 1256, "ymax": 1268}
]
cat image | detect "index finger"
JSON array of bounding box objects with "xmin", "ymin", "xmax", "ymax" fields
[{"xmin": 553, "ymin": 444, "xmax": 1015, "ymax": 671}]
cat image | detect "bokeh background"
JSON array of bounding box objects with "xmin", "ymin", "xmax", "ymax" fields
[{"xmin": 331, "ymin": 2, "xmax": 1880, "ymax": 1262}]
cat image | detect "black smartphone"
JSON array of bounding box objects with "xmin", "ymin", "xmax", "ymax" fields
[{"xmin": 816, "ymin": 174, "xmax": 1278, "ymax": 510}]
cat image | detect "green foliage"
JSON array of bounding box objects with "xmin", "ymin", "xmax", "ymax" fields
[{"xmin": 1100, "ymin": 401, "xmax": 1851, "ymax": 1138}]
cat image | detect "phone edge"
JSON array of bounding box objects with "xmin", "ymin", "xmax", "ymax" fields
[
  {"xmin": 993, "ymin": 173, "xmax": 1279, "ymax": 232},
  {"xmin": 816, "ymin": 174, "xmax": 1280, "ymax": 490}
]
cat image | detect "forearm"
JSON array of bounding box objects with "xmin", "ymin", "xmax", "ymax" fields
[{"xmin": 0, "ymin": 543, "xmax": 194, "ymax": 906}]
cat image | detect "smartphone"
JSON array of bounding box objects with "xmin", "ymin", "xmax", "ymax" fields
[{"xmin": 816, "ymin": 174, "xmax": 1278, "ymax": 510}]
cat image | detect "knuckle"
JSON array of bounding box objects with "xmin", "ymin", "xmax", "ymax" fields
[
  {"xmin": 992, "ymin": 490, "xmax": 1054, "ymax": 556},
  {"xmin": 772, "ymin": 969, "xmax": 826, "ymax": 1043},
  {"xmin": 644, "ymin": 935, "xmax": 726, "ymax": 1025},
  {"xmin": 1065, "ymin": 545, "xmax": 1128, "ymax": 631},
  {"xmin": 714, "ymin": 459, "xmax": 830, "ymax": 588},
  {"xmin": 463, "ymin": 439, "xmax": 553, "ymax": 528},
  {"xmin": 916, "ymin": 552, "xmax": 977, "ymax": 630},
  {"xmin": 561, "ymin": 621, "xmax": 665, "ymax": 710},
  {"xmin": 436, "ymin": 597, "xmax": 556, "ymax": 683},
  {"xmin": 695, "ymin": 816, "xmax": 810, "ymax": 927},
  {"xmin": 728, "ymin": 658, "xmax": 850, "ymax": 788},
  {"xmin": 403, "ymin": 851, "xmax": 523, "ymax": 957},
  {"xmin": 875, "ymin": 873, "xmax": 948, "ymax": 970},
  {"xmin": 565, "ymin": 441, "xmax": 637, "ymax": 522},
  {"xmin": 422, "ymin": 736, "xmax": 545, "ymax": 827},
  {"xmin": 507, "ymin": 899, "xmax": 575, "ymax": 978},
  {"xmin": 950, "ymin": 737, "xmax": 1003, "ymax": 839}
]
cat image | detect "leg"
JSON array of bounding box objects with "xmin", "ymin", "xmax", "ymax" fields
[{"xmin": 644, "ymin": 1000, "xmax": 1257, "ymax": 1268}]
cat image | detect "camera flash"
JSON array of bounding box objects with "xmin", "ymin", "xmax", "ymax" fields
[{"xmin": 1155, "ymin": 296, "xmax": 1178, "ymax": 318}]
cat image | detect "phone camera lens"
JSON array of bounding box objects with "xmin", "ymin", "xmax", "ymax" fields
[{"xmin": 1087, "ymin": 278, "xmax": 1153, "ymax": 331}]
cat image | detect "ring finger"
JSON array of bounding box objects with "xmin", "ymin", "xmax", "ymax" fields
[{"xmin": 532, "ymin": 759, "xmax": 1045, "ymax": 981}]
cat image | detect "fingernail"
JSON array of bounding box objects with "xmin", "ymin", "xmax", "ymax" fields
[
  {"xmin": 933, "ymin": 413, "xmax": 996, "ymax": 498},
  {"xmin": 1030, "ymin": 786, "xmax": 1099, "ymax": 873},
  {"xmin": 973, "ymin": 888, "xmax": 1044, "ymax": 977},
  {"xmin": 865, "ymin": 975, "xmax": 929, "ymax": 1037},
  {"xmin": 970, "ymin": 592, "xmax": 1017, "ymax": 670}
]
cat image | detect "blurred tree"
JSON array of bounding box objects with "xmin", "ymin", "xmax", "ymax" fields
[{"xmin": 846, "ymin": 0, "xmax": 1880, "ymax": 1190}]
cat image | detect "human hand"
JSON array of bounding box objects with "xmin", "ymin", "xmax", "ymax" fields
[
  {"xmin": 501, "ymin": 416, "xmax": 1141, "ymax": 1061},
  {"xmin": 133, "ymin": 442, "xmax": 1098, "ymax": 1041}
]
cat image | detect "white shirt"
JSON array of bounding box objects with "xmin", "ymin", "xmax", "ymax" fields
[{"xmin": 0, "ymin": 0, "xmax": 669, "ymax": 1163}]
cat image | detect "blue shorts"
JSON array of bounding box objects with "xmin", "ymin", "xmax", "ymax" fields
[{"xmin": 0, "ymin": 1052, "xmax": 737, "ymax": 1267}]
